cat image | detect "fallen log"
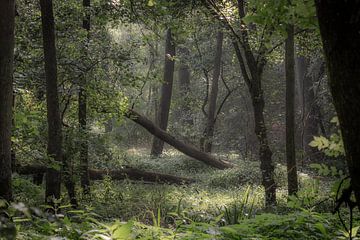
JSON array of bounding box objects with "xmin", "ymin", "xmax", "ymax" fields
[
  {"xmin": 15, "ymin": 165, "xmax": 194, "ymax": 185},
  {"xmin": 125, "ymin": 109, "xmax": 233, "ymax": 169},
  {"xmin": 89, "ymin": 168, "xmax": 194, "ymax": 184}
]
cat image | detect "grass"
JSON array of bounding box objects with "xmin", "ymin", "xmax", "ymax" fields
[{"xmin": 3, "ymin": 148, "xmax": 356, "ymax": 239}]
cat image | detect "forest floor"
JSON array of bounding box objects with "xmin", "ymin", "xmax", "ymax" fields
[{"xmin": 4, "ymin": 148, "xmax": 359, "ymax": 239}]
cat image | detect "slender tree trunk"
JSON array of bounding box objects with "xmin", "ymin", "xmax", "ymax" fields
[
  {"xmin": 0, "ymin": 0, "xmax": 15, "ymax": 201},
  {"xmin": 296, "ymin": 56, "xmax": 324, "ymax": 164},
  {"xmin": 231, "ymin": 27, "xmax": 276, "ymax": 207},
  {"xmin": 79, "ymin": 0, "xmax": 90, "ymax": 194},
  {"xmin": 178, "ymin": 47, "xmax": 193, "ymax": 127},
  {"xmin": 40, "ymin": 0, "xmax": 62, "ymax": 203},
  {"xmin": 251, "ymin": 87, "xmax": 277, "ymax": 206},
  {"xmin": 285, "ymin": 24, "xmax": 298, "ymax": 195},
  {"xmin": 315, "ymin": 0, "xmax": 360, "ymax": 207},
  {"xmin": 41, "ymin": 0, "xmax": 77, "ymax": 206},
  {"xmin": 202, "ymin": 31, "xmax": 223, "ymax": 153},
  {"xmin": 236, "ymin": 0, "xmax": 276, "ymax": 206},
  {"xmin": 151, "ymin": 29, "xmax": 175, "ymax": 156}
]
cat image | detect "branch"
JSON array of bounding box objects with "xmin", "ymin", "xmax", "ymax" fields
[{"xmin": 214, "ymin": 66, "xmax": 240, "ymax": 123}]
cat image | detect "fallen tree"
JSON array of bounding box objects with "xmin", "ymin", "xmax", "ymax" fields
[
  {"xmin": 125, "ymin": 109, "xmax": 233, "ymax": 169},
  {"xmin": 15, "ymin": 165, "xmax": 194, "ymax": 185},
  {"xmin": 89, "ymin": 168, "xmax": 194, "ymax": 184}
]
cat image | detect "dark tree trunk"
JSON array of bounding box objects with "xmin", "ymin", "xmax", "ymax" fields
[
  {"xmin": 11, "ymin": 93, "xmax": 16, "ymax": 172},
  {"xmin": 315, "ymin": 0, "xmax": 360, "ymax": 207},
  {"xmin": 229, "ymin": 0, "xmax": 276, "ymax": 206},
  {"xmin": 0, "ymin": 0, "xmax": 15, "ymax": 201},
  {"xmin": 89, "ymin": 168, "xmax": 194, "ymax": 184},
  {"xmin": 202, "ymin": 31, "xmax": 223, "ymax": 153},
  {"xmin": 40, "ymin": 0, "xmax": 76, "ymax": 206},
  {"xmin": 40, "ymin": 0, "xmax": 62, "ymax": 203},
  {"xmin": 178, "ymin": 47, "xmax": 193, "ymax": 127},
  {"xmin": 151, "ymin": 28, "xmax": 175, "ymax": 157},
  {"xmin": 127, "ymin": 109, "xmax": 233, "ymax": 169},
  {"xmin": 16, "ymin": 165, "xmax": 194, "ymax": 185},
  {"xmin": 285, "ymin": 24, "xmax": 298, "ymax": 195},
  {"xmin": 79, "ymin": 0, "xmax": 90, "ymax": 195},
  {"xmin": 251, "ymin": 87, "xmax": 277, "ymax": 206}
]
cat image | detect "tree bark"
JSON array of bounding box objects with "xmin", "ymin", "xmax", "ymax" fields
[
  {"xmin": 178, "ymin": 47, "xmax": 193, "ymax": 127},
  {"xmin": 151, "ymin": 28, "xmax": 175, "ymax": 157},
  {"xmin": 229, "ymin": 0, "xmax": 276, "ymax": 206},
  {"xmin": 40, "ymin": 0, "xmax": 76, "ymax": 206},
  {"xmin": 16, "ymin": 165, "xmax": 194, "ymax": 185},
  {"xmin": 40, "ymin": 0, "xmax": 62, "ymax": 203},
  {"xmin": 127, "ymin": 109, "xmax": 233, "ymax": 169},
  {"xmin": 285, "ymin": 24, "xmax": 298, "ymax": 195},
  {"xmin": 0, "ymin": 0, "xmax": 15, "ymax": 201},
  {"xmin": 79, "ymin": 0, "xmax": 90, "ymax": 195},
  {"xmin": 202, "ymin": 31, "xmax": 223, "ymax": 153},
  {"xmin": 315, "ymin": 0, "xmax": 360, "ymax": 207}
]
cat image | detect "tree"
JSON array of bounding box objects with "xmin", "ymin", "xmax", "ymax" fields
[
  {"xmin": 40, "ymin": 0, "xmax": 62, "ymax": 203},
  {"xmin": 201, "ymin": 0, "xmax": 277, "ymax": 206},
  {"xmin": 285, "ymin": 24, "xmax": 298, "ymax": 195},
  {"xmin": 201, "ymin": 31, "xmax": 223, "ymax": 153},
  {"xmin": 79, "ymin": 0, "xmax": 91, "ymax": 194},
  {"xmin": 177, "ymin": 46, "xmax": 193, "ymax": 127},
  {"xmin": 0, "ymin": 0, "xmax": 15, "ymax": 201},
  {"xmin": 151, "ymin": 28, "xmax": 176, "ymax": 156},
  {"xmin": 315, "ymin": 0, "xmax": 360, "ymax": 207}
]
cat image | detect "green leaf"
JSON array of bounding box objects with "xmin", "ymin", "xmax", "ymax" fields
[
  {"xmin": 315, "ymin": 223, "xmax": 327, "ymax": 235},
  {"xmin": 147, "ymin": 0, "xmax": 155, "ymax": 7}
]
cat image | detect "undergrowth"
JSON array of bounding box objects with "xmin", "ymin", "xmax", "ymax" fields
[{"xmin": 1, "ymin": 149, "xmax": 358, "ymax": 239}]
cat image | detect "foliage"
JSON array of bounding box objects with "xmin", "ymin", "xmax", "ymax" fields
[
  {"xmin": 1, "ymin": 0, "xmax": 353, "ymax": 239},
  {"xmin": 1, "ymin": 200, "xmax": 356, "ymax": 239},
  {"xmin": 309, "ymin": 117, "xmax": 345, "ymax": 157},
  {"xmin": 221, "ymin": 210, "xmax": 343, "ymax": 240}
]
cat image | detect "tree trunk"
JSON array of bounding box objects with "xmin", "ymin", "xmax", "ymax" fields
[
  {"xmin": 232, "ymin": 37, "xmax": 276, "ymax": 207},
  {"xmin": 16, "ymin": 165, "xmax": 195, "ymax": 185},
  {"xmin": 296, "ymin": 56, "xmax": 320, "ymax": 163},
  {"xmin": 0, "ymin": 0, "xmax": 15, "ymax": 201},
  {"xmin": 178, "ymin": 47, "xmax": 193, "ymax": 127},
  {"xmin": 202, "ymin": 31, "xmax": 223, "ymax": 153},
  {"xmin": 151, "ymin": 28, "xmax": 175, "ymax": 157},
  {"xmin": 127, "ymin": 109, "xmax": 233, "ymax": 169},
  {"xmin": 285, "ymin": 24, "xmax": 298, "ymax": 195},
  {"xmin": 89, "ymin": 168, "xmax": 194, "ymax": 184},
  {"xmin": 40, "ymin": 0, "xmax": 76, "ymax": 206},
  {"xmin": 79, "ymin": 0, "xmax": 90, "ymax": 195},
  {"xmin": 315, "ymin": 0, "xmax": 360, "ymax": 207},
  {"xmin": 40, "ymin": 0, "xmax": 62, "ymax": 203},
  {"xmin": 201, "ymin": 0, "xmax": 277, "ymax": 207},
  {"xmin": 251, "ymin": 89, "xmax": 277, "ymax": 206}
]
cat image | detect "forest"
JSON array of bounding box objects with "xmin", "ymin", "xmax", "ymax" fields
[{"xmin": 1, "ymin": 0, "xmax": 360, "ymax": 239}]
